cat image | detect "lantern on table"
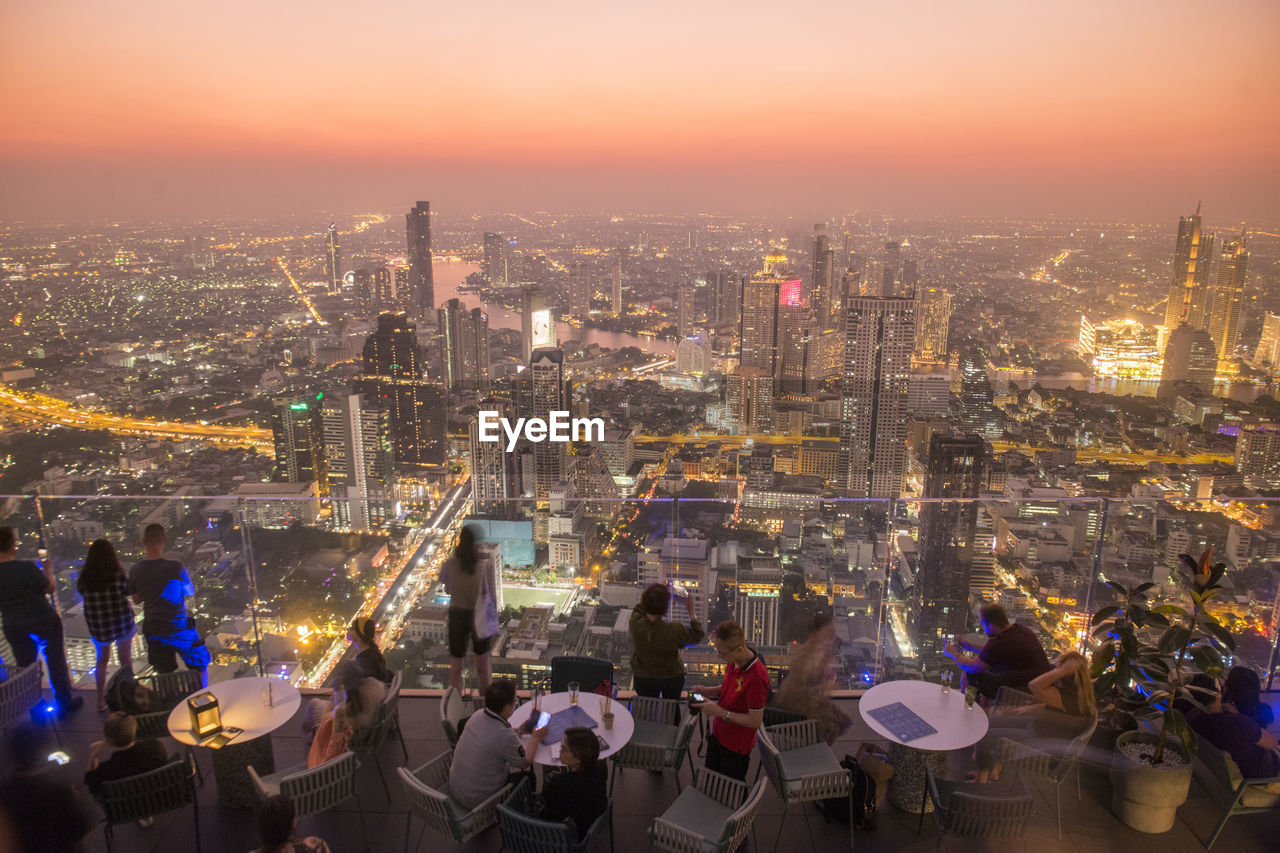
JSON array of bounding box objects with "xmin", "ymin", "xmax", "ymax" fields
[{"xmin": 187, "ymin": 693, "xmax": 221, "ymax": 739}]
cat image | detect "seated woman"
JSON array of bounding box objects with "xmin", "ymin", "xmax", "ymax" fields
[
  {"xmin": 1223, "ymin": 666, "xmax": 1276, "ymax": 730},
  {"xmin": 305, "ymin": 662, "xmax": 387, "ymax": 768},
  {"xmin": 1189, "ymin": 669, "xmax": 1280, "ymax": 781},
  {"xmin": 972, "ymin": 650, "xmax": 1094, "ymax": 783},
  {"xmin": 536, "ymin": 727, "xmax": 608, "ymax": 840},
  {"xmin": 349, "ymin": 616, "xmax": 392, "ymax": 685}
]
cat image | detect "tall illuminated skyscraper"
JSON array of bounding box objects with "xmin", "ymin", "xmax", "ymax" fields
[
  {"xmin": 1157, "ymin": 323, "xmax": 1217, "ymax": 401},
  {"xmin": 362, "ymin": 311, "xmax": 422, "ymax": 378},
  {"xmin": 406, "ymin": 201, "xmax": 434, "ymax": 315},
  {"xmin": 1163, "ymin": 204, "xmax": 1216, "ymax": 332},
  {"xmin": 611, "ymin": 249, "xmax": 623, "ymax": 316},
  {"xmin": 810, "ymin": 224, "xmax": 835, "ymax": 322},
  {"xmin": 529, "ymin": 348, "xmax": 567, "ymax": 541},
  {"xmin": 521, "ymin": 285, "xmax": 557, "ymax": 363},
  {"xmin": 740, "ymin": 256, "xmax": 791, "ymax": 377},
  {"xmin": 322, "ymin": 393, "xmax": 395, "ymax": 531},
  {"xmin": 777, "ymin": 280, "xmax": 817, "ymax": 395},
  {"xmin": 676, "ymin": 284, "xmax": 695, "ymax": 338},
  {"xmin": 957, "ymin": 348, "xmax": 1001, "ymax": 439},
  {"xmin": 913, "ymin": 287, "xmax": 951, "ymax": 363},
  {"xmin": 372, "ymin": 266, "xmax": 392, "ymax": 310},
  {"xmin": 483, "ymin": 232, "xmax": 510, "ymax": 286},
  {"xmin": 569, "ymin": 261, "xmax": 592, "ymax": 323},
  {"xmin": 470, "ymin": 400, "xmax": 516, "ymax": 517},
  {"xmin": 438, "ymin": 298, "xmax": 491, "ymax": 391},
  {"xmin": 839, "ymin": 296, "xmax": 915, "ymax": 498},
  {"xmin": 354, "ymin": 312, "xmax": 446, "ymax": 468},
  {"xmin": 1207, "ymin": 232, "xmax": 1249, "ymax": 361},
  {"xmin": 271, "ymin": 395, "xmax": 326, "ymax": 491},
  {"xmin": 707, "ymin": 269, "xmax": 738, "ymax": 327},
  {"xmin": 1256, "ymin": 313, "xmax": 1280, "ymax": 370},
  {"xmin": 324, "ymin": 223, "xmax": 342, "ymax": 295}
]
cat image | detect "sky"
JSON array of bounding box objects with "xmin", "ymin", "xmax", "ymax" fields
[{"xmin": 1, "ymin": 0, "xmax": 1278, "ymax": 223}]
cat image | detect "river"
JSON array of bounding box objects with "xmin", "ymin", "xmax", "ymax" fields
[{"xmin": 432, "ymin": 260, "xmax": 676, "ymax": 356}]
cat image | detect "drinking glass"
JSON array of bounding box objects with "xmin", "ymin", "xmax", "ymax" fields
[
  {"xmin": 568, "ymin": 681, "xmax": 580, "ymax": 705},
  {"xmin": 941, "ymin": 670, "xmax": 952, "ymax": 694}
]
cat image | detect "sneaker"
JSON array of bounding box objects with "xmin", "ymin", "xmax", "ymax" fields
[{"xmin": 57, "ymin": 696, "xmax": 85, "ymax": 718}]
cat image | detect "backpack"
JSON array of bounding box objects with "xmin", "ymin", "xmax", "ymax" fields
[
  {"xmin": 104, "ymin": 669, "xmax": 159, "ymax": 715},
  {"xmin": 817, "ymin": 753, "xmax": 878, "ymax": 830}
]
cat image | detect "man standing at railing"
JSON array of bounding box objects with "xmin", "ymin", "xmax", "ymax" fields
[
  {"xmin": 129, "ymin": 523, "xmax": 209, "ymax": 687},
  {"xmin": 0, "ymin": 526, "xmax": 82, "ymax": 715}
]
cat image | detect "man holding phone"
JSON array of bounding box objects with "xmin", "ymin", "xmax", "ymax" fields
[
  {"xmin": 450, "ymin": 679, "xmax": 547, "ymax": 808},
  {"xmin": 692, "ymin": 621, "xmax": 767, "ymax": 781}
]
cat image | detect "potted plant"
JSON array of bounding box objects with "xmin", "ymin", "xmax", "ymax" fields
[{"xmin": 1089, "ymin": 548, "xmax": 1234, "ymax": 833}]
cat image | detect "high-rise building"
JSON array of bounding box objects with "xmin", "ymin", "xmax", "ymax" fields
[
  {"xmin": 915, "ymin": 433, "xmax": 986, "ymax": 661},
  {"xmin": 406, "ymin": 201, "xmax": 434, "ymax": 315},
  {"xmin": 363, "ymin": 311, "xmax": 423, "ymax": 378},
  {"xmin": 709, "ymin": 269, "xmax": 739, "ymax": 327},
  {"xmin": 1157, "ymin": 323, "xmax": 1217, "ymax": 401},
  {"xmin": 1235, "ymin": 426, "xmax": 1280, "ymax": 489},
  {"xmin": 521, "ymin": 286, "xmax": 557, "ymax": 363},
  {"xmin": 676, "ymin": 284, "xmax": 696, "ymax": 338},
  {"xmin": 373, "ymin": 266, "xmax": 393, "ymax": 309},
  {"xmin": 914, "ymin": 287, "xmax": 951, "ymax": 363},
  {"xmin": 322, "ymin": 393, "xmax": 395, "ymax": 531},
  {"xmin": 735, "ymin": 567, "xmax": 782, "ymax": 647},
  {"xmin": 611, "ymin": 249, "xmax": 624, "ymax": 317},
  {"xmin": 1163, "ymin": 204, "xmax": 1216, "ymax": 332},
  {"xmin": 356, "ymin": 312, "xmax": 446, "ymax": 467},
  {"xmin": 470, "ymin": 401, "xmax": 515, "ymax": 517},
  {"xmin": 777, "ymin": 289, "xmax": 818, "ymax": 395},
  {"xmin": 1256, "ymin": 313, "xmax": 1280, "ymax": 370},
  {"xmin": 810, "ymin": 225, "xmax": 835, "ymax": 322},
  {"xmin": 881, "ymin": 240, "xmax": 901, "ymax": 297},
  {"xmin": 270, "ymin": 395, "xmax": 327, "ymax": 491},
  {"xmin": 324, "ymin": 223, "xmax": 342, "ymax": 295},
  {"xmin": 569, "ymin": 261, "xmax": 592, "ymax": 323},
  {"xmin": 726, "ymin": 367, "xmax": 775, "ymax": 434},
  {"xmin": 438, "ymin": 298, "xmax": 491, "ymax": 391},
  {"xmin": 351, "ymin": 268, "xmax": 374, "ymax": 317},
  {"xmin": 483, "ymin": 232, "xmax": 510, "ymax": 286},
  {"xmin": 637, "ymin": 536, "xmax": 712, "ymax": 624},
  {"xmin": 839, "ymin": 296, "xmax": 915, "ymax": 498},
  {"xmin": 675, "ymin": 336, "xmax": 711, "ymax": 376},
  {"xmin": 739, "ymin": 270, "xmax": 785, "ymax": 376},
  {"xmin": 1207, "ymin": 232, "xmax": 1249, "ymax": 362},
  {"xmin": 956, "ymin": 349, "xmax": 1001, "ymax": 438},
  {"xmin": 529, "ymin": 348, "xmax": 567, "ymax": 503}
]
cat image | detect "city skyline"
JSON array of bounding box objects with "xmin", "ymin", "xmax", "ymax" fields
[{"xmin": 1, "ymin": 1, "xmax": 1277, "ymax": 221}]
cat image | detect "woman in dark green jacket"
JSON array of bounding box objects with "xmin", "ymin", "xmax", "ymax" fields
[{"xmin": 630, "ymin": 582, "xmax": 704, "ymax": 701}]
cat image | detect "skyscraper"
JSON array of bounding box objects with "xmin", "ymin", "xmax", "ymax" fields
[
  {"xmin": 270, "ymin": 395, "xmax": 327, "ymax": 491},
  {"xmin": 1157, "ymin": 323, "xmax": 1217, "ymax": 401},
  {"xmin": 521, "ymin": 285, "xmax": 557, "ymax": 363},
  {"xmin": 373, "ymin": 266, "xmax": 393, "ymax": 309},
  {"xmin": 363, "ymin": 311, "xmax": 423, "ymax": 378},
  {"xmin": 914, "ymin": 287, "xmax": 950, "ymax": 364},
  {"xmin": 839, "ymin": 296, "xmax": 915, "ymax": 498},
  {"xmin": 915, "ymin": 433, "xmax": 986, "ymax": 661},
  {"xmin": 1163, "ymin": 204, "xmax": 1216, "ymax": 332},
  {"xmin": 881, "ymin": 240, "xmax": 901, "ymax": 297},
  {"xmin": 470, "ymin": 400, "xmax": 516, "ymax": 517},
  {"xmin": 569, "ymin": 260, "xmax": 592, "ymax": 323},
  {"xmin": 1256, "ymin": 313, "xmax": 1280, "ymax": 370},
  {"xmin": 777, "ymin": 282, "xmax": 818, "ymax": 395},
  {"xmin": 355, "ymin": 312, "xmax": 446, "ymax": 467},
  {"xmin": 957, "ymin": 348, "xmax": 1001, "ymax": 438},
  {"xmin": 739, "ymin": 264, "xmax": 787, "ymax": 377},
  {"xmin": 406, "ymin": 201, "xmax": 434, "ymax": 315},
  {"xmin": 676, "ymin": 284, "xmax": 695, "ymax": 338},
  {"xmin": 324, "ymin": 223, "xmax": 342, "ymax": 295},
  {"xmin": 529, "ymin": 348, "xmax": 567, "ymax": 541},
  {"xmin": 1207, "ymin": 232, "xmax": 1249, "ymax": 362},
  {"xmin": 708, "ymin": 269, "xmax": 739, "ymax": 327},
  {"xmin": 322, "ymin": 393, "xmax": 395, "ymax": 531},
  {"xmin": 725, "ymin": 367, "xmax": 775, "ymax": 433},
  {"xmin": 438, "ymin": 298, "xmax": 491, "ymax": 391},
  {"xmin": 810, "ymin": 224, "xmax": 835, "ymax": 322},
  {"xmin": 483, "ymin": 232, "xmax": 510, "ymax": 287},
  {"xmin": 611, "ymin": 249, "xmax": 623, "ymax": 317}
]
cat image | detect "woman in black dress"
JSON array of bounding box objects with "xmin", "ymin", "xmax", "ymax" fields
[{"xmin": 76, "ymin": 539, "xmax": 136, "ymax": 711}]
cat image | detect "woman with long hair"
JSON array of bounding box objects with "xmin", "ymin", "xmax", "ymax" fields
[
  {"xmin": 440, "ymin": 524, "xmax": 491, "ymax": 693},
  {"xmin": 76, "ymin": 539, "xmax": 136, "ymax": 711},
  {"xmin": 348, "ymin": 616, "xmax": 390, "ymax": 684},
  {"xmin": 536, "ymin": 727, "xmax": 609, "ymax": 840},
  {"xmin": 306, "ymin": 661, "xmax": 386, "ymax": 768}
]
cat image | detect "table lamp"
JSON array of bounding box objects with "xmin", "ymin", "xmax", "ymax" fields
[{"xmin": 187, "ymin": 693, "xmax": 221, "ymax": 738}]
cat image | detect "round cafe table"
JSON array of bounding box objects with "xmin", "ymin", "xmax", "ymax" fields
[
  {"xmin": 507, "ymin": 692, "xmax": 634, "ymax": 766},
  {"xmin": 167, "ymin": 676, "xmax": 302, "ymax": 807},
  {"xmin": 859, "ymin": 679, "xmax": 989, "ymax": 813}
]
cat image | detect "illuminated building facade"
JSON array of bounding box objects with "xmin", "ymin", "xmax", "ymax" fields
[
  {"xmin": 676, "ymin": 284, "xmax": 695, "ymax": 337},
  {"xmin": 470, "ymin": 401, "xmax": 516, "ymax": 516},
  {"xmin": 484, "ymin": 232, "xmax": 510, "ymax": 286},
  {"xmin": 734, "ymin": 568, "xmax": 782, "ymax": 647},
  {"xmin": 1235, "ymin": 426, "xmax": 1280, "ymax": 490},
  {"xmin": 957, "ymin": 348, "xmax": 1001, "ymax": 440},
  {"xmin": 810, "ymin": 224, "xmax": 835, "ymax": 322},
  {"xmin": 438, "ymin": 298, "xmax": 491, "ymax": 391},
  {"xmin": 324, "ymin": 223, "xmax": 342, "ymax": 295},
  {"xmin": 739, "ymin": 271, "xmax": 782, "ymax": 376},
  {"xmin": 322, "ymin": 393, "xmax": 395, "ymax": 531},
  {"xmin": 522, "ymin": 285, "xmax": 557, "ymax": 364},
  {"xmin": 569, "ymin": 261, "xmax": 592, "ymax": 323},
  {"xmin": 1163, "ymin": 204, "xmax": 1215, "ymax": 332},
  {"xmin": 1081, "ymin": 316, "xmax": 1163, "ymax": 379},
  {"xmin": 406, "ymin": 201, "xmax": 434, "ymax": 315},
  {"xmin": 1208, "ymin": 233, "xmax": 1249, "ymax": 362},
  {"xmin": 356, "ymin": 312, "xmax": 446, "ymax": 467},
  {"xmin": 1257, "ymin": 313, "xmax": 1280, "ymax": 371},
  {"xmin": 726, "ymin": 366, "xmax": 775, "ymax": 433},
  {"xmin": 914, "ymin": 287, "xmax": 951, "ymax": 363},
  {"xmin": 611, "ymin": 249, "xmax": 623, "ymax": 316},
  {"xmin": 1157, "ymin": 323, "xmax": 1216, "ymax": 401},
  {"xmin": 270, "ymin": 394, "xmax": 327, "ymax": 490}
]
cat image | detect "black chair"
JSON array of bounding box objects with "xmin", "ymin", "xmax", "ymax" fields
[
  {"xmin": 138, "ymin": 670, "xmax": 204, "ymax": 709},
  {"xmin": 550, "ymin": 656, "xmax": 614, "ymax": 695},
  {"xmin": 97, "ymin": 755, "xmax": 200, "ymax": 853}
]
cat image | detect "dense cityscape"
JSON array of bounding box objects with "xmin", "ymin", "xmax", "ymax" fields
[{"xmin": 1, "ymin": 204, "xmax": 1277, "ymax": 693}]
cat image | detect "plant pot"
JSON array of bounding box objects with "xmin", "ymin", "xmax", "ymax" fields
[{"xmin": 1108, "ymin": 730, "xmax": 1194, "ymax": 833}]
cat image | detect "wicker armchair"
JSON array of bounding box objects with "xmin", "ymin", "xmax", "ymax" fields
[
  {"xmin": 0, "ymin": 664, "xmax": 59, "ymax": 748},
  {"xmin": 96, "ymin": 755, "xmax": 200, "ymax": 853},
  {"xmin": 497, "ymin": 774, "xmax": 615, "ymax": 853},
  {"xmin": 755, "ymin": 721, "xmax": 852, "ymax": 852},
  {"xmin": 132, "ymin": 707, "xmax": 203, "ymax": 786},
  {"xmin": 398, "ymin": 749, "xmax": 508, "ymax": 850},
  {"xmin": 138, "ymin": 670, "xmax": 204, "ymax": 708},
  {"xmin": 248, "ymin": 752, "xmax": 368, "ymax": 851},
  {"xmin": 648, "ymin": 769, "xmax": 766, "ymax": 853},
  {"xmin": 441, "ymin": 685, "xmax": 467, "ymax": 747},
  {"xmin": 610, "ymin": 696, "xmax": 696, "ymax": 793},
  {"xmin": 384, "ymin": 669, "xmax": 409, "ymax": 760},
  {"xmin": 348, "ymin": 701, "xmax": 396, "ymax": 802},
  {"xmin": 919, "ymin": 765, "xmax": 1035, "ymax": 842}
]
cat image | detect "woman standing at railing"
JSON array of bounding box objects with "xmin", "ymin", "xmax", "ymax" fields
[
  {"xmin": 629, "ymin": 582, "xmax": 703, "ymax": 702},
  {"xmin": 440, "ymin": 524, "xmax": 492, "ymax": 694},
  {"xmin": 76, "ymin": 539, "xmax": 137, "ymax": 712}
]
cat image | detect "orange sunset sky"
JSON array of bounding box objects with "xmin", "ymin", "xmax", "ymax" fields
[{"xmin": 1, "ymin": 0, "xmax": 1278, "ymax": 221}]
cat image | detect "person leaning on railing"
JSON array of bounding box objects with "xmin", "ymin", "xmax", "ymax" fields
[
  {"xmin": 691, "ymin": 621, "xmax": 768, "ymax": 782},
  {"xmin": 629, "ymin": 582, "xmax": 704, "ymax": 702}
]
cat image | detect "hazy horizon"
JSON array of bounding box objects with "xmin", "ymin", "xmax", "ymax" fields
[{"xmin": 2, "ymin": 0, "xmax": 1278, "ymax": 223}]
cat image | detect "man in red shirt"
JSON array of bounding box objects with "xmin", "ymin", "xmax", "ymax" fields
[{"xmin": 692, "ymin": 621, "xmax": 769, "ymax": 781}]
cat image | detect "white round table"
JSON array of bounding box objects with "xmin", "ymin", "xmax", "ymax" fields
[
  {"xmin": 507, "ymin": 692, "xmax": 634, "ymax": 766},
  {"xmin": 859, "ymin": 679, "xmax": 989, "ymax": 814},
  {"xmin": 167, "ymin": 676, "xmax": 302, "ymax": 807}
]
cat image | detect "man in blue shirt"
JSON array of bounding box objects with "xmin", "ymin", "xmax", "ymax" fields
[{"xmin": 0, "ymin": 526, "xmax": 82, "ymax": 715}]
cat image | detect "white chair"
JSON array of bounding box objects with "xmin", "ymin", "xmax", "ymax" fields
[
  {"xmin": 755, "ymin": 721, "xmax": 852, "ymax": 852},
  {"xmin": 648, "ymin": 769, "xmax": 765, "ymax": 853},
  {"xmin": 384, "ymin": 669, "xmax": 409, "ymax": 761},
  {"xmin": 399, "ymin": 748, "xmax": 509, "ymax": 849},
  {"xmin": 610, "ymin": 696, "xmax": 696, "ymax": 793},
  {"xmin": 440, "ymin": 685, "xmax": 467, "ymax": 747}
]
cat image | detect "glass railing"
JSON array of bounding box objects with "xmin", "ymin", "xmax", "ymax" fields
[{"xmin": 3, "ymin": 489, "xmax": 1277, "ymax": 701}]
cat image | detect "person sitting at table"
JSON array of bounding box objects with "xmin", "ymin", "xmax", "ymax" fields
[
  {"xmin": 253, "ymin": 794, "xmax": 332, "ymax": 853},
  {"xmin": 971, "ymin": 650, "xmax": 1095, "ymax": 783},
  {"xmin": 944, "ymin": 603, "xmax": 1051, "ymax": 702},
  {"xmin": 692, "ymin": 621, "xmax": 769, "ymax": 781},
  {"xmin": 305, "ymin": 662, "xmax": 387, "ymax": 768},
  {"xmin": 1223, "ymin": 666, "xmax": 1276, "ymax": 729},
  {"xmin": 348, "ymin": 616, "xmax": 391, "ymax": 685},
  {"xmin": 83, "ymin": 713, "xmax": 170, "ymax": 796},
  {"xmin": 533, "ymin": 726, "xmax": 608, "ymax": 840},
  {"xmin": 449, "ymin": 679, "xmax": 547, "ymax": 809},
  {"xmin": 1188, "ymin": 672, "xmax": 1280, "ymax": 782}
]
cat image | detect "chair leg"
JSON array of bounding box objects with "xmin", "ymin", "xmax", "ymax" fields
[
  {"xmin": 403, "ymin": 811, "xmax": 412, "ymax": 853},
  {"xmin": 105, "ymin": 824, "xmax": 114, "ymax": 853},
  {"xmin": 356, "ymin": 791, "xmax": 371, "ymax": 853},
  {"xmin": 188, "ymin": 745, "xmax": 204, "ymax": 786},
  {"xmin": 1204, "ymin": 809, "xmax": 1233, "ymax": 851},
  {"xmin": 609, "ymin": 759, "xmax": 617, "ymax": 795},
  {"xmin": 917, "ymin": 780, "xmax": 927, "ymax": 835},
  {"xmin": 394, "ymin": 718, "xmax": 408, "ymax": 762},
  {"xmin": 374, "ymin": 753, "xmax": 391, "ymax": 803},
  {"xmin": 192, "ymin": 802, "xmax": 202, "ymax": 853},
  {"xmin": 772, "ymin": 803, "xmax": 788, "ymax": 853},
  {"xmin": 1055, "ymin": 783, "xmax": 1062, "ymax": 841},
  {"xmin": 609, "ymin": 810, "xmax": 615, "ymax": 853}
]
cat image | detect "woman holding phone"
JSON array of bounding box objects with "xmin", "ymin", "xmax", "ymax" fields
[{"xmin": 629, "ymin": 582, "xmax": 704, "ymax": 702}]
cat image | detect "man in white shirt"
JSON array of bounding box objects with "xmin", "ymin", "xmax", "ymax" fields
[{"xmin": 448, "ymin": 679, "xmax": 546, "ymax": 809}]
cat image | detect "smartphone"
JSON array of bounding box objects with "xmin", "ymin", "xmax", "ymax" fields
[
  {"xmin": 202, "ymin": 726, "xmax": 244, "ymax": 749},
  {"xmin": 690, "ymin": 692, "xmax": 705, "ymax": 703},
  {"xmin": 523, "ymin": 710, "xmax": 550, "ymax": 734}
]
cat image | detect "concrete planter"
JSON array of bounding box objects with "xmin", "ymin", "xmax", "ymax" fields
[{"xmin": 1109, "ymin": 730, "xmax": 1194, "ymax": 833}]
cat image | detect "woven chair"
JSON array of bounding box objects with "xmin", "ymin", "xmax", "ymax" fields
[
  {"xmin": 648, "ymin": 769, "xmax": 766, "ymax": 853},
  {"xmin": 550, "ymin": 656, "xmax": 614, "ymax": 695},
  {"xmin": 133, "ymin": 707, "xmax": 204, "ymax": 786},
  {"xmin": 610, "ymin": 696, "xmax": 696, "ymax": 793},
  {"xmin": 398, "ymin": 748, "xmax": 509, "ymax": 850},
  {"xmin": 348, "ymin": 701, "xmax": 396, "ymax": 802},
  {"xmin": 998, "ymin": 714, "xmax": 1098, "ymax": 839},
  {"xmin": 384, "ymin": 669, "xmax": 409, "ymax": 760},
  {"xmin": 0, "ymin": 663, "xmax": 60, "ymax": 748},
  {"xmin": 96, "ymin": 755, "xmax": 200, "ymax": 853},
  {"xmin": 441, "ymin": 685, "xmax": 467, "ymax": 747},
  {"xmin": 755, "ymin": 721, "xmax": 852, "ymax": 852},
  {"xmin": 498, "ymin": 774, "xmax": 615, "ymax": 853},
  {"xmin": 918, "ymin": 765, "xmax": 1036, "ymax": 844},
  {"xmin": 248, "ymin": 752, "xmax": 369, "ymax": 852},
  {"xmin": 138, "ymin": 670, "xmax": 204, "ymax": 708}
]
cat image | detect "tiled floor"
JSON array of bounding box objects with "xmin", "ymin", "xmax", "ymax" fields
[{"xmin": 33, "ymin": 692, "xmax": 1279, "ymax": 852}]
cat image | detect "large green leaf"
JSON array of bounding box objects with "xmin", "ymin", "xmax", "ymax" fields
[
  {"xmin": 1092, "ymin": 605, "xmax": 1121, "ymax": 626},
  {"xmin": 1158, "ymin": 626, "xmax": 1192, "ymax": 654},
  {"xmin": 1189, "ymin": 644, "xmax": 1225, "ymax": 678},
  {"xmin": 1202, "ymin": 620, "xmax": 1236, "ymax": 652},
  {"xmin": 1090, "ymin": 643, "xmax": 1115, "ymax": 678},
  {"xmin": 1153, "ymin": 604, "xmax": 1188, "ymax": 618},
  {"xmin": 1105, "ymin": 580, "xmax": 1129, "ymax": 597}
]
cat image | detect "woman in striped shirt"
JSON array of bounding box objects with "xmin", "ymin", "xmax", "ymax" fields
[{"xmin": 77, "ymin": 539, "xmax": 137, "ymax": 711}]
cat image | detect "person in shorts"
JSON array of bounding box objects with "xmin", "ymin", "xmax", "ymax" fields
[
  {"xmin": 439, "ymin": 524, "xmax": 492, "ymax": 693},
  {"xmin": 128, "ymin": 524, "xmax": 209, "ymax": 686}
]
